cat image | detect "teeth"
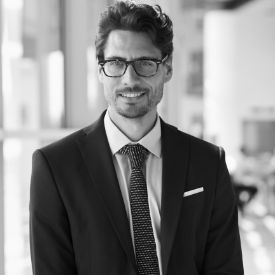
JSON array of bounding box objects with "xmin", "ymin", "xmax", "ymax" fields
[{"xmin": 121, "ymin": 92, "xmax": 144, "ymax": 98}]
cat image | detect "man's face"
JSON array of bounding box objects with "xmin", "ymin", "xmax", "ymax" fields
[{"xmin": 98, "ymin": 30, "xmax": 172, "ymax": 119}]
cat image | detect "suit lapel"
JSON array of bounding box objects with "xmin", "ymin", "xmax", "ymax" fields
[
  {"xmin": 160, "ymin": 120, "xmax": 190, "ymax": 275},
  {"xmin": 76, "ymin": 112, "xmax": 136, "ymax": 268}
]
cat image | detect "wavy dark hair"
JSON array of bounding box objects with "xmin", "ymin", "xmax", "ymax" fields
[{"xmin": 95, "ymin": 1, "xmax": 173, "ymax": 62}]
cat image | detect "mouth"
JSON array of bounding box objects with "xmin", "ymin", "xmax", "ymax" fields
[{"xmin": 119, "ymin": 91, "xmax": 146, "ymax": 98}]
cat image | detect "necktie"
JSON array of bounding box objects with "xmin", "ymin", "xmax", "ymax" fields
[{"xmin": 119, "ymin": 144, "xmax": 160, "ymax": 275}]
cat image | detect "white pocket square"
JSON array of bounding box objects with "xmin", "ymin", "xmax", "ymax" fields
[{"xmin": 183, "ymin": 187, "xmax": 204, "ymax": 197}]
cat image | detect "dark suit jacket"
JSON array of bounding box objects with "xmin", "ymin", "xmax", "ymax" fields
[{"xmin": 30, "ymin": 111, "xmax": 243, "ymax": 275}]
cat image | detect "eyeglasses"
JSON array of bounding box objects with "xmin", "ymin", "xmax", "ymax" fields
[{"xmin": 99, "ymin": 55, "xmax": 168, "ymax": 77}]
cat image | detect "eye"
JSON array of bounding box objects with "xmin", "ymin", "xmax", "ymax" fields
[
  {"xmin": 107, "ymin": 60, "xmax": 124, "ymax": 67},
  {"xmin": 138, "ymin": 60, "xmax": 155, "ymax": 67}
]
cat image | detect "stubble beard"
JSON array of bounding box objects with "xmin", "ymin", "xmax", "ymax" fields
[
  {"xmin": 116, "ymin": 104, "xmax": 149, "ymax": 119},
  {"xmin": 114, "ymin": 85, "xmax": 151, "ymax": 119},
  {"xmin": 111, "ymin": 84, "xmax": 164, "ymax": 119}
]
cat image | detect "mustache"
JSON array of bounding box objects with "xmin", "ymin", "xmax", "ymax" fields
[{"xmin": 116, "ymin": 85, "xmax": 149, "ymax": 94}]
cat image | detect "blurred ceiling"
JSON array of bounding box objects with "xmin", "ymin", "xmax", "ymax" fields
[{"xmin": 183, "ymin": 0, "xmax": 255, "ymax": 9}]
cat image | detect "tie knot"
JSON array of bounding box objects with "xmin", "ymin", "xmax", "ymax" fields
[{"xmin": 119, "ymin": 144, "xmax": 149, "ymax": 169}]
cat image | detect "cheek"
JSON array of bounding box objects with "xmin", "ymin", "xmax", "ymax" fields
[
  {"xmin": 147, "ymin": 78, "xmax": 164, "ymax": 95},
  {"xmin": 102, "ymin": 80, "xmax": 118, "ymax": 100},
  {"xmin": 155, "ymin": 84, "xmax": 164, "ymax": 100},
  {"xmin": 103, "ymin": 84, "xmax": 112, "ymax": 100}
]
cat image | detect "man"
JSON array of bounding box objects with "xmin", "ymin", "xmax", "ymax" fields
[{"xmin": 29, "ymin": 1, "xmax": 244, "ymax": 274}]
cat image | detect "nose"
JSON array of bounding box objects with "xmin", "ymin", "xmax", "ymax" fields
[{"xmin": 121, "ymin": 64, "xmax": 140, "ymax": 85}]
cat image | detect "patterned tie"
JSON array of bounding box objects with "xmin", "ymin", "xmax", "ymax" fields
[{"xmin": 119, "ymin": 144, "xmax": 160, "ymax": 275}]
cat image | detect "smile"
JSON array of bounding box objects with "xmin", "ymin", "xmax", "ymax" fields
[{"xmin": 120, "ymin": 92, "xmax": 145, "ymax": 98}]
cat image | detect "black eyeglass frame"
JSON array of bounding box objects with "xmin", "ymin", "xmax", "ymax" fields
[{"xmin": 98, "ymin": 55, "xmax": 169, "ymax": 78}]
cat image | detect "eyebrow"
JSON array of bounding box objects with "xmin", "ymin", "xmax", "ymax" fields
[{"xmin": 105, "ymin": 55, "xmax": 160, "ymax": 61}]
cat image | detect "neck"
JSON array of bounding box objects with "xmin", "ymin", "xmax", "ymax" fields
[{"xmin": 108, "ymin": 108, "xmax": 157, "ymax": 141}]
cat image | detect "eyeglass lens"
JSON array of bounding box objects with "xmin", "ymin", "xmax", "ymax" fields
[{"xmin": 104, "ymin": 60, "xmax": 158, "ymax": 77}]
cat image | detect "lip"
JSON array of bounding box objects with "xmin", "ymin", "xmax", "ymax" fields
[{"xmin": 118, "ymin": 91, "xmax": 146, "ymax": 100}]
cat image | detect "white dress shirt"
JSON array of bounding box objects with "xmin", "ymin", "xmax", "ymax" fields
[{"xmin": 104, "ymin": 110, "xmax": 163, "ymax": 274}]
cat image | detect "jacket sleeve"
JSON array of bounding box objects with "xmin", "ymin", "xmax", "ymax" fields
[
  {"xmin": 29, "ymin": 149, "xmax": 77, "ymax": 275},
  {"xmin": 204, "ymin": 147, "xmax": 244, "ymax": 274}
]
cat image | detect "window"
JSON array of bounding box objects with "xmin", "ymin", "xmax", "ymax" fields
[{"xmin": 1, "ymin": 0, "xmax": 65, "ymax": 274}]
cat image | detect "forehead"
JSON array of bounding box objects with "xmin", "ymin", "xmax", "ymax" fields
[{"xmin": 104, "ymin": 30, "xmax": 161, "ymax": 59}]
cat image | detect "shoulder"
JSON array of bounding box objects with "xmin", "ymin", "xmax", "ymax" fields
[
  {"xmin": 39, "ymin": 128, "xmax": 84, "ymax": 155},
  {"xmin": 31, "ymin": 128, "xmax": 86, "ymax": 170},
  {"xmin": 37, "ymin": 112, "xmax": 105, "ymax": 159},
  {"xmin": 162, "ymin": 121, "xmax": 223, "ymax": 154},
  {"xmin": 161, "ymin": 119, "xmax": 223, "ymax": 162}
]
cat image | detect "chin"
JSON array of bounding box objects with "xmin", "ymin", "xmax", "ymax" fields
[{"xmin": 117, "ymin": 106, "xmax": 149, "ymax": 119}]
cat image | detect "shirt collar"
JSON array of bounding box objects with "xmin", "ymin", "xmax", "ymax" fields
[{"xmin": 104, "ymin": 109, "xmax": 161, "ymax": 158}]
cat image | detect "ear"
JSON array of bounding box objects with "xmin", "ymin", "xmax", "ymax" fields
[{"xmin": 164, "ymin": 55, "xmax": 173, "ymax": 83}]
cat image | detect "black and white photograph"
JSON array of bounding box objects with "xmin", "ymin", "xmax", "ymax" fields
[{"xmin": 0, "ymin": 0, "xmax": 274, "ymax": 274}]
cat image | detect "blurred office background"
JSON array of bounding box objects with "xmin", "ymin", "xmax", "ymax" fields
[{"xmin": 0, "ymin": 0, "xmax": 275, "ymax": 274}]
